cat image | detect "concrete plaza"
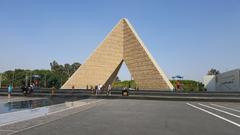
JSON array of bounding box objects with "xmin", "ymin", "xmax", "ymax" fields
[{"xmin": 1, "ymin": 99, "xmax": 240, "ymax": 135}]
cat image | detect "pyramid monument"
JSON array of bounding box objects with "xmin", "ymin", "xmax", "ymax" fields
[{"xmin": 61, "ymin": 18, "xmax": 174, "ymax": 90}]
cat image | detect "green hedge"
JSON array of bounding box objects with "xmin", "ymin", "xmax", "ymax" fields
[{"xmin": 112, "ymin": 80, "xmax": 205, "ymax": 91}]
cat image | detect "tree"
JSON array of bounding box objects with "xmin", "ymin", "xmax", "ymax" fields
[
  {"xmin": 1, "ymin": 60, "xmax": 81, "ymax": 88},
  {"xmin": 47, "ymin": 72, "xmax": 61, "ymax": 88},
  {"xmin": 2, "ymin": 70, "xmax": 13, "ymax": 87},
  {"xmin": 64, "ymin": 63, "xmax": 71, "ymax": 77},
  {"xmin": 50, "ymin": 60, "xmax": 58, "ymax": 71},
  {"xmin": 50, "ymin": 60, "xmax": 64, "ymax": 73},
  {"xmin": 71, "ymin": 62, "xmax": 81, "ymax": 75},
  {"xmin": 14, "ymin": 69, "xmax": 28, "ymax": 86},
  {"xmin": 207, "ymin": 68, "xmax": 220, "ymax": 75},
  {"xmin": 50, "ymin": 61, "xmax": 80, "ymax": 75}
]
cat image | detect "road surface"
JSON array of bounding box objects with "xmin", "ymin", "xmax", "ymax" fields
[{"xmin": 2, "ymin": 99, "xmax": 240, "ymax": 135}]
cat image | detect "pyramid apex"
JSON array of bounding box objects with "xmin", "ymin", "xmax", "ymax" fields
[{"xmin": 120, "ymin": 18, "xmax": 129, "ymax": 22}]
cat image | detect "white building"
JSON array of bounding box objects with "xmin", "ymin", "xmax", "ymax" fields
[{"xmin": 203, "ymin": 69, "xmax": 240, "ymax": 92}]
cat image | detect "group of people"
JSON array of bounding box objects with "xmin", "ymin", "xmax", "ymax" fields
[
  {"xmin": 7, "ymin": 83, "xmax": 35, "ymax": 98},
  {"xmin": 89, "ymin": 84, "xmax": 112, "ymax": 96},
  {"xmin": 21, "ymin": 83, "xmax": 35, "ymax": 96}
]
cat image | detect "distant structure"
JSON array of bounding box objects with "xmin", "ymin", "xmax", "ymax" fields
[
  {"xmin": 203, "ymin": 69, "xmax": 240, "ymax": 92},
  {"xmin": 61, "ymin": 18, "xmax": 173, "ymax": 90}
]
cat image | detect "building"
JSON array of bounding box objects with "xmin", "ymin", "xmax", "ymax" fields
[
  {"xmin": 61, "ymin": 18, "xmax": 173, "ymax": 90},
  {"xmin": 203, "ymin": 69, "xmax": 240, "ymax": 92}
]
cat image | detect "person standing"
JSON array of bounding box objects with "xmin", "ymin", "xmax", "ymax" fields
[
  {"xmin": 176, "ymin": 80, "xmax": 180, "ymax": 91},
  {"xmin": 51, "ymin": 86, "xmax": 56, "ymax": 96},
  {"xmin": 95, "ymin": 85, "xmax": 98, "ymax": 95},
  {"xmin": 97, "ymin": 84, "xmax": 102, "ymax": 95},
  {"xmin": 107, "ymin": 84, "xmax": 112, "ymax": 96},
  {"xmin": 71, "ymin": 85, "xmax": 75, "ymax": 93},
  {"xmin": 8, "ymin": 85, "xmax": 13, "ymax": 99}
]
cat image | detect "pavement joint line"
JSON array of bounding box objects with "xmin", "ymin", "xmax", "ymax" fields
[
  {"xmin": 8, "ymin": 99, "xmax": 104, "ymax": 135},
  {"xmin": 186, "ymin": 103, "xmax": 240, "ymax": 128},
  {"xmin": 47, "ymin": 104, "xmax": 85, "ymax": 115},
  {"xmin": 198, "ymin": 103, "xmax": 240, "ymax": 118},
  {"xmin": 211, "ymin": 103, "xmax": 240, "ymax": 113},
  {"xmin": 9, "ymin": 122, "xmax": 47, "ymax": 135}
]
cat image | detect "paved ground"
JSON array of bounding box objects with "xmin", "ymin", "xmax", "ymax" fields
[{"xmin": 1, "ymin": 99, "xmax": 239, "ymax": 135}]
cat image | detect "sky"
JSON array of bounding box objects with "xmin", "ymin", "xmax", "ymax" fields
[{"xmin": 0, "ymin": 0, "xmax": 240, "ymax": 81}]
